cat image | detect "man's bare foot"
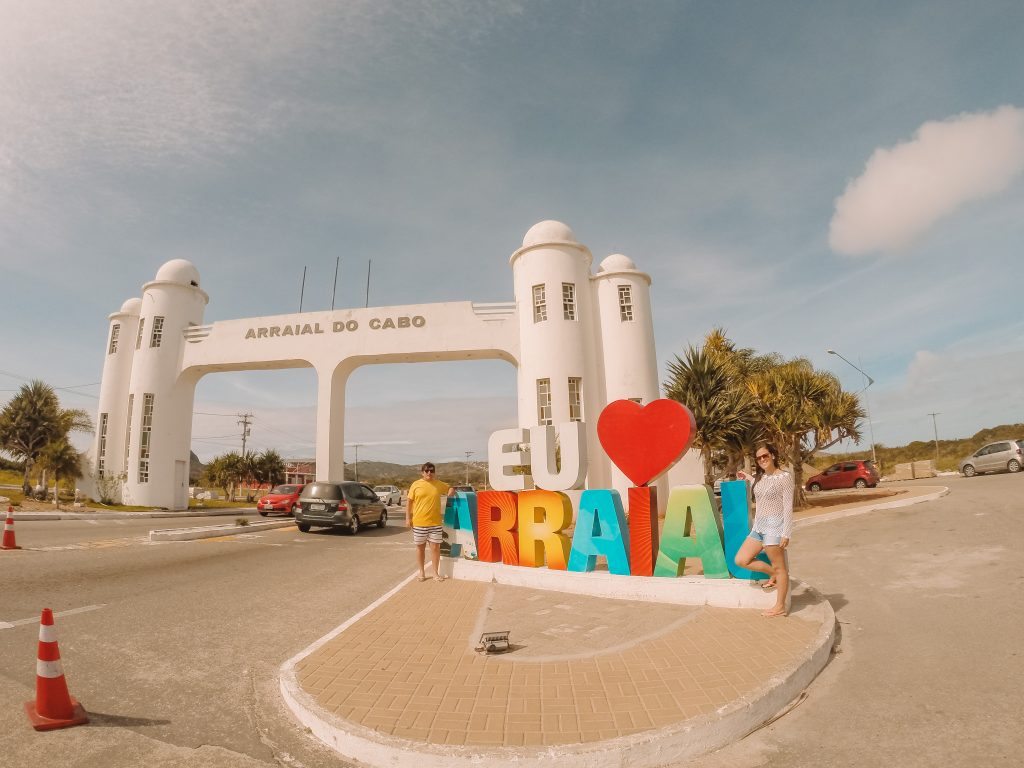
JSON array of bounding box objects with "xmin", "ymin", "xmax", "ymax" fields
[
  {"xmin": 418, "ymin": 575, "xmax": 428, "ymax": 582},
  {"xmin": 761, "ymin": 606, "xmax": 787, "ymax": 618}
]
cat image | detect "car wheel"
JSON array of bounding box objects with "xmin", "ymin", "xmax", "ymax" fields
[
  {"xmin": 348, "ymin": 515, "xmax": 360, "ymax": 535},
  {"xmin": 259, "ymin": 510, "xmax": 268, "ymax": 517},
  {"xmin": 297, "ymin": 523, "xmax": 311, "ymax": 532},
  {"xmin": 854, "ymin": 478, "xmax": 867, "ymax": 489},
  {"xmin": 809, "ymin": 483, "xmax": 821, "ymax": 492},
  {"xmin": 1009, "ymin": 460, "xmax": 1021, "ymax": 473},
  {"xmin": 962, "ymin": 464, "xmax": 976, "ymax": 477},
  {"xmin": 378, "ymin": 509, "xmax": 387, "ymax": 528},
  {"xmin": 287, "ymin": 504, "xmax": 295, "ymax": 517}
]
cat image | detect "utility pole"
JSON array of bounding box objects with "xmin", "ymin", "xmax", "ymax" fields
[
  {"xmin": 928, "ymin": 412, "xmax": 941, "ymax": 468},
  {"xmin": 238, "ymin": 413, "xmax": 253, "ymax": 455},
  {"xmin": 349, "ymin": 443, "xmax": 363, "ymax": 482},
  {"xmin": 464, "ymin": 451, "xmax": 475, "ymax": 485}
]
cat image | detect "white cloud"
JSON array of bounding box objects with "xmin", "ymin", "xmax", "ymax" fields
[{"xmin": 829, "ymin": 106, "xmax": 1024, "ymax": 255}]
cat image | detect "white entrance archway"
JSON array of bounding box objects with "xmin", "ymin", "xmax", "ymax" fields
[{"xmin": 91, "ymin": 221, "xmax": 664, "ymax": 509}]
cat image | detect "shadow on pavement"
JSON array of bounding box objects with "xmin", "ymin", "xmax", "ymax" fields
[{"xmin": 85, "ymin": 711, "xmax": 172, "ymax": 728}]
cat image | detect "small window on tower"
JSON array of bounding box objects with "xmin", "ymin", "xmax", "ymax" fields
[
  {"xmin": 150, "ymin": 316, "xmax": 164, "ymax": 348},
  {"xmin": 537, "ymin": 378, "xmax": 552, "ymax": 426},
  {"xmin": 108, "ymin": 324, "xmax": 120, "ymax": 354},
  {"xmin": 136, "ymin": 319, "xmax": 145, "ymax": 350},
  {"xmin": 618, "ymin": 285, "xmax": 634, "ymax": 321},
  {"xmin": 568, "ymin": 377, "xmax": 583, "ymax": 421},
  {"xmin": 562, "ymin": 283, "xmax": 576, "ymax": 321},
  {"xmin": 532, "ymin": 285, "xmax": 547, "ymax": 323},
  {"xmin": 97, "ymin": 413, "xmax": 109, "ymax": 477}
]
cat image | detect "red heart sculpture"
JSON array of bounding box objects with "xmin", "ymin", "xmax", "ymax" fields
[{"xmin": 597, "ymin": 399, "xmax": 696, "ymax": 486}]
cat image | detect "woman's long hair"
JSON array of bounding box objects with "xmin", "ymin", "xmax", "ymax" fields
[{"xmin": 751, "ymin": 442, "xmax": 781, "ymax": 492}]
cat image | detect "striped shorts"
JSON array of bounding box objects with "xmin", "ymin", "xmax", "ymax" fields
[{"xmin": 412, "ymin": 525, "xmax": 444, "ymax": 545}]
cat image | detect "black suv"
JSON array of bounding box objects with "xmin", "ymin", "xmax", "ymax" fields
[{"xmin": 295, "ymin": 481, "xmax": 388, "ymax": 534}]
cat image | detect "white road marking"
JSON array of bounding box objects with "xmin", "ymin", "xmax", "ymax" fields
[{"xmin": 0, "ymin": 604, "xmax": 106, "ymax": 629}]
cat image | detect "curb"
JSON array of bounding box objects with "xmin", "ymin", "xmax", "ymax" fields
[
  {"xmin": 279, "ymin": 574, "xmax": 835, "ymax": 768},
  {"xmin": 9, "ymin": 508, "xmax": 260, "ymax": 521},
  {"xmin": 795, "ymin": 486, "xmax": 948, "ymax": 529},
  {"xmin": 149, "ymin": 519, "xmax": 296, "ymax": 541}
]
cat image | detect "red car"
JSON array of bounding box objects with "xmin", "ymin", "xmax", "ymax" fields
[
  {"xmin": 257, "ymin": 484, "xmax": 304, "ymax": 516},
  {"xmin": 805, "ymin": 460, "xmax": 879, "ymax": 491}
]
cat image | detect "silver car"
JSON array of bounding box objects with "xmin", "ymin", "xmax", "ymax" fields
[
  {"xmin": 959, "ymin": 440, "xmax": 1024, "ymax": 477},
  {"xmin": 373, "ymin": 485, "xmax": 402, "ymax": 506}
]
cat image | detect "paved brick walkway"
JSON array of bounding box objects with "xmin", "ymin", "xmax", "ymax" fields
[{"xmin": 296, "ymin": 579, "xmax": 823, "ymax": 748}]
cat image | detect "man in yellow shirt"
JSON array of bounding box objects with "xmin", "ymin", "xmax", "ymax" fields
[{"xmin": 406, "ymin": 462, "xmax": 455, "ymax": 581}]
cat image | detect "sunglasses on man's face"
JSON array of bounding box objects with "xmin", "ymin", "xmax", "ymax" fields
[{"xmin": 423, "ymin": 468, "xmax": 435, "ymax": 474}]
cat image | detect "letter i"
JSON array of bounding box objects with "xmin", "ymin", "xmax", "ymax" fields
[{"xmin": 628, "ymin": 486, "xmax": 659, "ymax": 576}]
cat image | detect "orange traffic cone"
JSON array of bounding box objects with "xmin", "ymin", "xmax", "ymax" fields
[
  {"xmin": 24, "ymin": 608, "xmax": 88, "ymax": 731},
  {"xmin": 2, "ymin": 506, "xmax": 20, "ymax": 550}
]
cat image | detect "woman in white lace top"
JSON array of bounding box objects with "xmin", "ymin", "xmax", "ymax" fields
[{"xmin": 734, "ymin": 443, "xmax": 793, "ymax": 617}]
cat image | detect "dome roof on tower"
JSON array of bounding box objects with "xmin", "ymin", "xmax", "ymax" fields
[
  {"xmin": 119, "ymin": 298, "xmax": 142, "ymax": 315},
  {"xmin": 154, "ymin": 259, "xmax": 201, "ymax": 288},
  {"xmin": 599, "ymin": 254, "xmax": 637, "ymax": 272},
  {"xmin": 522, "ymin": 220, "xmax": 578, "ymax": 248}
]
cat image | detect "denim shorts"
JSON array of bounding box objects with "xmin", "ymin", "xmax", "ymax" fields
[{"xmin": 748, "ymin": 529, "xmax": 783, "ymax": 547}]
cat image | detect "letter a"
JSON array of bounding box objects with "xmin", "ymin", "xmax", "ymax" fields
[
  {"xmin": 654, "ymin": 486, "xmax": 729, "ymax": 579},
  {"xmin": 568, "ymin": 490, "xmax": 630, "ymax": 575},
  {"xmin": 444, "ymin": 491, "xmax": 478, "ymax": 560}
]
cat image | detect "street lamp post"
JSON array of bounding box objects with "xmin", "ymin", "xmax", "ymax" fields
[
  {"xmin": 826, "ymin": 349, "xmax": 878, "ymax": 467},
  {"xmin": 464, "ymin": 451, "xmax": 474, "ymax": 486}
]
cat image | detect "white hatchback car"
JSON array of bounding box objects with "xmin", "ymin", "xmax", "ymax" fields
[{"xmin": 373, "ymin": 485, "xmax": 402, "ymax": 506}]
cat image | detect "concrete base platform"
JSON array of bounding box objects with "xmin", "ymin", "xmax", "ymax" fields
[{"xmin": 280, "ymin": 568, "xmax": 835, "ymax": 767}]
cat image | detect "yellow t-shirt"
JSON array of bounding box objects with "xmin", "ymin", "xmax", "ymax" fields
[{"xmin": 408, "ymin": 478, "xmax": 450, "ymax": 527}]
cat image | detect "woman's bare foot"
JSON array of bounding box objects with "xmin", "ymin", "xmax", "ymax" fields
[
  {"xmin": 761, "ymin": 578, "xmax": 776, "ymax": 591},
  {"xmin": 761, "ymin": 606, "xmax": 787, "ymax": 617}
]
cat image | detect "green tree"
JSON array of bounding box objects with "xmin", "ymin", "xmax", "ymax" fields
[
  {"xmin": 203, "ymin": 451, "xmax": 246, "ymax": 500},
  {"xmin": 0, "ymin": 380, "xmax": 64, "ymax": 494},
  {"xmin": 255, "ymin": 449, "xmax": 286, "ymax": 489},
  {"xmin": 37, "ymin": 438, "xmax": 84, "ymax": 496},
  {"xmin": 747, "ymin": 359, "xmax": 863, "ymax": 504}
]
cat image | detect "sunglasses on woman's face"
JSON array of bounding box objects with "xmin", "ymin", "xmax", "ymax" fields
[{"xmin": 756, "ymin": 453, "xmax": 771, "ymax": 461}]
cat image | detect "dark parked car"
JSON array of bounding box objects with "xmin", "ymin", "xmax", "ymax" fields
[
  {"xmin": 805, "ymin": 460, "xmax": 880, "ymax": 491},
  {"xmin": 959, "ymin": 440, "xmax": 1024, "ymax": 477},
  {"xmin": 294, "ymin": 481, "xmax": 388, "ymax": 534}
]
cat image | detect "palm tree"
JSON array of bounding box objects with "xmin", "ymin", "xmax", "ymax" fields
[
  {"xmin": 747, "ymin": 360, "xmax": 864, "ymax": 505},
  {"xmin": 664, "ymin": 345, "xmax": 757, "ymax": 486}
]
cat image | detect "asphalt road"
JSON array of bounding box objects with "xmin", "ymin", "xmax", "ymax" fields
[
  {"xmin": 684, "ymin": 473, "xmax": 1023, "ymax": 768},
  {"xmin": 2, "ymin": 476, "xmax": 1021, "ymax": 767},
  {"xmin": 1, "ymin": 509, "xmax": 412, "ymax": 768}
]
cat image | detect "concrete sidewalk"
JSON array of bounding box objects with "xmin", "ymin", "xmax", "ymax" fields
[
  {"xmin": 277, "ymin": 485, "xmax": 946, "ymax": 767},
  {"xmin": 281, "ymin": 573, "xmax": 834, "ymax": 767}
]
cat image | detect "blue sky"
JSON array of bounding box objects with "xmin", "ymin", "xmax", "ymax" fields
[{"xmin": 2, "ymin": 1, "xmax": 1023, "ymax": 466}]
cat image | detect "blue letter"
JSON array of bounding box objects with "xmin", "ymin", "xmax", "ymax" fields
[{"xmin": 568, "ymin": 489, "xmax": 631, "ymax": 575}]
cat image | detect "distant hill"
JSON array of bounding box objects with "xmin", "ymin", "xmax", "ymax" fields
[
  {"xmin": 351, "ymin": 460, "xmax": 488, "ymax": 488},
  {"xmin": 814, "ymin": 423, "xmax": 1024, "ymax": 474}
]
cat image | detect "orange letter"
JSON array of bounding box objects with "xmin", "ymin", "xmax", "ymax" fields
[
  {"xmin": 517, "ymin": 489, "xmax": 573, "ymax": 570},
  {"xmin": 476, "ymin": 491, "xmax": 519, "ymax": 565}
]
